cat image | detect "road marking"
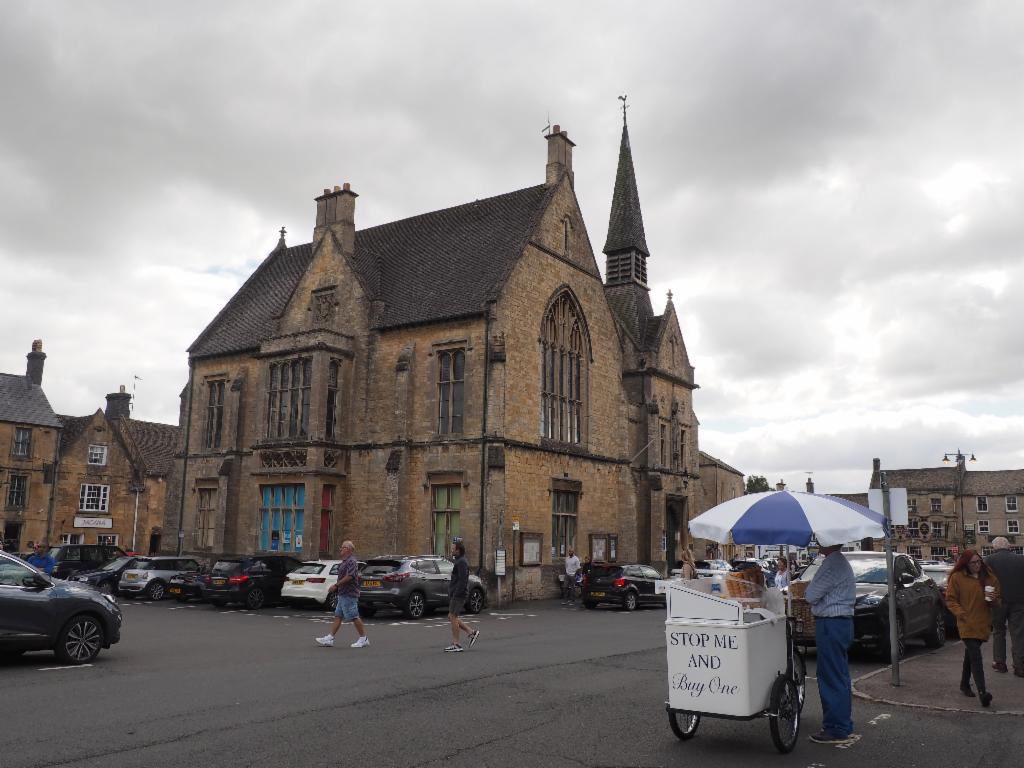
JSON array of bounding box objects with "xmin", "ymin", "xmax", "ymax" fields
[
  {"xmin": 868, "ymin": 713, "xmax": 891, "ymax": 725},
  {"xmin": 836, "ymin": 733, "xmax": 862, "ymax": 750},
  {"xmin": 488, "ymin": 612, "xmax": 524, "ymax": 616},
  {"xmin": 38, "ymin": 664, "xmax": 93, "ymax": 672}
]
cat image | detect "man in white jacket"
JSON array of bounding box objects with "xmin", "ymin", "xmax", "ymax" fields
[{"xmin": 563, "ymin": 548, "xmax": 581, "ymax": 605}]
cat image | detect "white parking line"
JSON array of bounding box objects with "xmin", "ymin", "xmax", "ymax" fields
[{"xmin": 38, "ymin": 664, "xmax": 93, "ymax": 672}]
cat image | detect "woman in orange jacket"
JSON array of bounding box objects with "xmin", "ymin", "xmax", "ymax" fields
[{"xmin": 946, "ymin": 549, "xmax": 1002, "ymax": 707}]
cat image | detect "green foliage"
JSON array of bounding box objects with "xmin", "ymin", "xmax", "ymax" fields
[{"xmin": 745, "ymin": 475, "xmax": 771, "ymax": 494}]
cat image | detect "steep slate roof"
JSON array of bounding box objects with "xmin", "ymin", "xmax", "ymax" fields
[
  {"xmin": 190, "ymin": 184, "xmax": 557, "ymax": 358},
  {"xmin": 123, "ymin": 419, "xmax": 180, "ymax": 477},
  {"xmin": 602, "ymin": 122, "xmax": 650, "ymax": 256},
  {"xmin": 0, "ymin": 373, "xmax": 62, "ymax": 428},
  {"xmin": 604, "ymin": 282, "xmax": 653, "ymax": 345},
  {"xmin": 642, "ymin": 315, "xmax": 665, "ymax": 350},
  {"xmin": 962, "ymin": 470, "xmax": 1024, "ymax": 496},
  {"xmin": 870, "ymin": 467, "xmax": 960, "ymax": 493}
]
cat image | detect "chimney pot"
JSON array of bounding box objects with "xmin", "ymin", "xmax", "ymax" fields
[
  {"xmin": 323, "ymin": 188, "xmax": 331, "ymax": 195},
  {"xmin": 105, "ymin": 388, "xmax": 132, "ymax": 420},
  {"xmin": 872, "ymin": 458, "xmax": 881, "ymax": 472},
  {"xmin": 343, "ymin": 182, "xmax": 350, "ymax": 191},
  {"xmin": 552, "ymin": 124, "xmax": 560, "ymax": 133},
  {"xmin": 333, "ymin": 185, "xmax": 341, "ymax": 192}
]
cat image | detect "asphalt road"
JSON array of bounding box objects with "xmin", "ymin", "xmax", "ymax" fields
[{"xmin": 1, "ymin": 597, "xmax": 1021, "ymax": 768}]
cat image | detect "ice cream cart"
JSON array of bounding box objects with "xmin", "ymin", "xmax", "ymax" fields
[{"xmin": 657, "ymin": 578, "xmax": 806, "ymax": 753}]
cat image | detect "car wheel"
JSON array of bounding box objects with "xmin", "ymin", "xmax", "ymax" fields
[
  {"xmin": 583, "ymin": 600, "xmax": 598, "ymax": 609},
  {"xmin": 326, "ymin": 592, "xmax": 338, "ymax": 612},
  {"xmin": 403, "ymin": 591, "xmax": 426, "ymax": 620},
  {"xmin": 147, "ymin": 581, "xmax": 166, "ymax": 601},
  {"xmin": 465, "ymin": 588, "xmax": 485, "ymax": 615},
  {"xmin": 923, "ymin": 606, "xmax": 946, "ymax": 648},
  {"xmin": 622, "ymin": 591, "xmax": 638, "ymax": 612},
  {"xmin": 358, "ymin": 603, "xmax": 376, "ymax": 618},
  {"xmin": 99, "ymin": 582, "xmax": 115, "ymax": 596},
  {"xmin": 245, "ymin": 587, "xmax": 266, "ymax": 610},
  {"xmin": 54, "ymin": 615, "xmax": 104, "ymax": 664},
  {"xmin": 881, "ymin": 613, "xmax": 907, "ymax": 660}
]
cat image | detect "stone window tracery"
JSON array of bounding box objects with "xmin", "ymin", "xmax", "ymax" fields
[{"xmin": 541, "ymin": 291, "xmax": 588, "ymax": 443}]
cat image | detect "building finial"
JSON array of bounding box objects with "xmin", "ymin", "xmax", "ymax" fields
[
  {"xmin": 667, "ymin": 289, "xmax": 673, "ymax": 301},
  {"xmin": 618, "ymin": 94, "xmax": 629, "ymax": 127},
  {"xmin": 277, "ymin": 226, "xmax": 287, "ymax": 249}
]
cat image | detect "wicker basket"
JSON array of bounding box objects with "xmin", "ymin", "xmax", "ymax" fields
[{"xmin": 786, "ymin": 581, "xmax": 815, "ymax": 643}]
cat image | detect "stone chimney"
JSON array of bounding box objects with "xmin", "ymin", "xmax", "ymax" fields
[
  {"xmin": 314, "ymin": 183, "xmax": 357, "ymax": 255},
  {"xmin": 26, "ymin": 339, "xmax": 46, "ymax": 386},
  {"xmin": 105, "ymin": 385, "xmax": 132, "ymax": 420},
  {"xmin": 872, "ymin": 457, "xmax": 880, "ymax": 473},
  {"xmin": 805, "ymin": 477, "xmax": 815, "ymax": 494},
  {"xmin": 775, "ymin": 479, "xmax": 787, "ymax": 491},
  {"xmin": 545, "ymin": 125, "xmax": 575, "ymax": 187}
]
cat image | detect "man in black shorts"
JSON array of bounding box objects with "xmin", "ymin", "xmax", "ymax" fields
[{"xmin": 446, "ymin": 540, "xmax": 480, "ymax": 652}]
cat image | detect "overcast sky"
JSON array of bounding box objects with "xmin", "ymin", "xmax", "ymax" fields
[{"xmin": 2, "ymin": 1, "xmax": 1022, "ymax": 494}]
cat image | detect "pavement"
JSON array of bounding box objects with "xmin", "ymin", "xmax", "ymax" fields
[{"xmin": 854, "ymin": 640, "xmax": 1024, "ymax": 716}]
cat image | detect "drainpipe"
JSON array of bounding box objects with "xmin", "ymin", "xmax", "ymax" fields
[
  {"xmin": 131, "ymin": 483, "xmax": 142, "ymax": 552},
  {"xmin": 176, "ymin": 360, "xmax": 196, "ymax": 555},
  {"xmin": 46, "ymin": 425, "xmax": 61, "ymax": 545},
  {"xmin": 478, "ymin": 304, "xmax": 493, "ymax": 574}
]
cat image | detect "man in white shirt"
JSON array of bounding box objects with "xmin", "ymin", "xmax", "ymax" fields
[{"xmin": 563, "ymin": 549, "xmax": 581, "ymax": 605}]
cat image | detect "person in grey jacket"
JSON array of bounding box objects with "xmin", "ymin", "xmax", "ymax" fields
[
  {"xmin": 986, "ymin": 537, "xmax": 1024, "ymax": 676},
  {"xmin": 445, "ymin": 541, "xmax": 480, "ymax": 653}
]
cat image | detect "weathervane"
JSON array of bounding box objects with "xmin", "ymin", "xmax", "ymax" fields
[
  {"xmin": 542, "ymin": 111, "xmax": 551, "ymax": 136},
  {"xmin": 618, "ymin": 94, "xmax": 629, "ymax": 126}
]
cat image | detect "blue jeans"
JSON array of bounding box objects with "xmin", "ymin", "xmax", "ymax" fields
[{"xmin": 815, "ymin": 616, "xmax": 854, "ymax": 737}]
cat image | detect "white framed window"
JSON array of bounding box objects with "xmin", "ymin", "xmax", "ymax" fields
[
  {"xmin": 978, "ymin": 519, "xmax": 990, "ymax": 534},
  {"xmin": 977, "ymin": 496, "xmax": 988, "ymax": 512},
  {"xmin": 982, "ymin": 546, "xmax": 994, "ymax": 556},
  {"xmin": 930, "ymin": 497, "xmax": 941, "ymax": 513},
  {"xmin": 88, "ymin": 444, "xmax": 108, "ymax": 465},
  {"xmin": 1007, "ymin": 496, "xmax": 1018, "ymax": 512},
  {"xmin": 97, "ymin": 534, "xmax": 119, "ymax": 546},
  {"xmin": 60, "ymin": 533, "xmax": 84, "ymax": 545},
  {"xmin": 907, "ymin": 498, "xmax": 917, "ymax": 514},
  {"xmin": 79, "ymin": 484, "xmax": 110, "ymax": 512},
  {"xmin": 907, "ymin": 545, "xmax": 922, "ymax": 558},
  {"xmin": 931, "ymin": 546, "xmax": 947, "ymax": 558},
  {"xmin": 1008, "ymin": 520, "xmax": 1020, "ymax": 535}
]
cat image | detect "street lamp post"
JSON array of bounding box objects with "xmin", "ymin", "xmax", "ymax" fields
[{"xmin": 942, "ymin": 450, "xmax": 976, "ymax": 549}]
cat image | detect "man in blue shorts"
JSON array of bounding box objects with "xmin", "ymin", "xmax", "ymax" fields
[{"xmin": 316, "ymin": 540, "xmax": 369, "ymax": 648}]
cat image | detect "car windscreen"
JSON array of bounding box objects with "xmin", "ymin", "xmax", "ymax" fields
[
  {"xmin": 101, "ymin": 557, "xmax": 134, "ymax": 571},
  {"xmin": 589, "ymin": 565, "xmax": 623, "ymax": 578},
  {"xmin": 924, "ymin": 568, "xmax": 950, "ymax": 587},
  {"xmin": 801, "ymin": 557, "xmax": 888, "ymax": 585},
  {"xmin": 211, "ymin": 561, "xmax": 243, "ymax": 576},
  {"xmin": 361, "ymin": 560, "xmax": 403, "ymax": 576},
  {"xmin": 125, "ymin": 559, "xmax": 157, "ymax": 571},
  {"xmin": 293, "ymin": 563, "xmax": 326, "ymax": 574}
]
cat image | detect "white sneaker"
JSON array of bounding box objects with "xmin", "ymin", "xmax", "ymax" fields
[
  {"xmin": 351, "ymin": 636, "xmax": 370, "ymax": 648},
  {"xmin": 316, "ymin": 635, "xmax": 335, "ymax": 647}
]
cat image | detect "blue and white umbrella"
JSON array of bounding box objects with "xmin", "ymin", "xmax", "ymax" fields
[{"xmin": 689, "ymin": 491, "xmax": 888, "ymax": 547}]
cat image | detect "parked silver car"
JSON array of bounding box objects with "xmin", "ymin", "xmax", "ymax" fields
[
  {"xmin": 358, "ymin": 555, "xmax": 487, "ymax": 619},
  {"xmin": 118, "ymin": 556, "xmax": 201, "ymax": 600}
]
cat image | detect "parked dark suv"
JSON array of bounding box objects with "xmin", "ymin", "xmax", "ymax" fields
[
  {"xmin": 67, "ymin": 555, "xmax": 153, "ymax": 595},
  {"xmin": 48, "ymin": 544, "xmax": 126, "ymax": 580},
  {"xmin": 201, "ymin": 555, "xmax": 303, "ymax": 610},
  {"xmin": 796, "ymin": 551, "xmax": 946, "ymax": 658},
  {"xmin": 0, "ymin": 550, "xmax": 123, "ymax": 664},
  {"xmin": 582, "ymin": 563, "xmax": 665, "ymax": 611},
  {"xmin": 358, "ymin": 555, "xmax": 487, "ymax": 619}
]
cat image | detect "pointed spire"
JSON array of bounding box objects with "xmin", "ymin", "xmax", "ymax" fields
[
  {"xmin": 276, "ymin": 226, "xmax": 287, "ymax": 250},
  {"xmin": 603, "ymin": 119, "xmax": 650, "ymax": 257}
]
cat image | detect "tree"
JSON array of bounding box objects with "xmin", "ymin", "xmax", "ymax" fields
[{"xmin": 745, "ymin": 475, "xmax": 771, "ymax": 494}]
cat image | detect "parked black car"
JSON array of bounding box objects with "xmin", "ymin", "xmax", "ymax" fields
[
  {"xmin": 168, "ymin": 569, "xmax": 208, "ymax": 603},
  {"xmin": 201, "ymin": 555, "xmax": 304, "ymax": 610},
  {"xmin": 48, "ymin": 544, "xmax": 126, "ymax": 580},
  {"xmin": 582, "ymin": 563, "xmax": 665, "ymax": 611},
  {"xmin": 0, "ymin": 549, "xmax": 122, "ymax": 664},
  {"xmin": 358, "ymin": 555, "xmax": 487, "ymax": 619},
  {"xmin": 921, "ymin": 564, "xmax": 957, "ymax": 636},
  {"xmin": 67, "ymin": 556, "xmax": 154, "ymax": 595},
  {"xmin": 796, "ymin": 551, "xmax": 946, "ymax": 658}
]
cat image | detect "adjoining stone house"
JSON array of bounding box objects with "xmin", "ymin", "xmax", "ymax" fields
[
  {"xmin": 1, "ymin": 341, "xmax": 61, "ymax": 552},
  {"xmin": 164, "ymin": 118, "xmax": 701, "ymax": 600},
  {"xmin": 869, "ymin": 457, "xmax": 1024, "ymax": 558},
  {"xmin": 55, "ymin": 387, "xmax": 179, "ymax": 554},
  {"xmin": 695, "ymin": 450, "xmax": 744, "ymax": 560}
]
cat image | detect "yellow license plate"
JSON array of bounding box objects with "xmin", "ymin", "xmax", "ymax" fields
[
  {"xmin": 590, "ymin": 591, "xmax": 605, "ymax": 597},
  {"xmin": 290, "ymin": 579, "xmax": 305, "ymax": 585},
  {"xmin": 362, "ymin": 580, "xmax": 382, "ymax": 588},
  {"xmin": 214, "ymin": 578, "xmax": 227, "ymax": 585},
  {"xmin": 169, "ymin": 587, "xmax": 181, "ymax": 594}
]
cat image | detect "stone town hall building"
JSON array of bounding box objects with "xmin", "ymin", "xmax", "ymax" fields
[{"xmin": 165, "ymin": 120, "xmax": 700, "ymax": 599}]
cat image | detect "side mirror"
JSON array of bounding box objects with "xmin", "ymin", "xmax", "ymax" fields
[
  {"xmin": 23, "ymin": 574, "xmax": 50, "ymax": 589},
  {"xmin": 899, "ymin": 573, "xmax": 915, "ymax": 587}
]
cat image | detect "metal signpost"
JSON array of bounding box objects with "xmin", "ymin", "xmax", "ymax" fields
[{"xmin": 881, "ymin": 471, "xmax": 901, "ymax": 686}]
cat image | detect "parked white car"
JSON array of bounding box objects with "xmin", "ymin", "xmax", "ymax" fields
[
  {"xmin": 281, "ymin": 560, "xmax": 343, "ymax": 610},
  {"xmin": 694, "ymin": 559, "xmax": 731, "ymax": 578},
  {"xmin": 118, "ymin": 556, "xmax": 201, "ymax": 600}
]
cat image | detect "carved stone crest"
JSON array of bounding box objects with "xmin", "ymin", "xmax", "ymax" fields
[{"xmin": 311, "ymin": 287, "xmax": 338, "ymax": 324}]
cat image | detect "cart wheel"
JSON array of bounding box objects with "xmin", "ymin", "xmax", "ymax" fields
[
  {"xmin": 792, "ymin": 651, "xmax": 807, "ymax": 711},
  {"xmin": 769, "ymin": 675, "xmax": 800, "ymax": 753},
  {"xmin": 668, "ymin": 710, "xmax": 700, "ymax": 740}
]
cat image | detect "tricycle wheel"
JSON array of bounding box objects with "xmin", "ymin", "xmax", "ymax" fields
[
  {"xmin": 668, "ymin": 710, "xmax": 700, "ymax": 740},
  {"xmin": 769, "ymin": 675, "xmax": 800, "ymax": 753},
  {"xmin": 792, "ymin": 651, "xmax": 807, "ymax": 711}
]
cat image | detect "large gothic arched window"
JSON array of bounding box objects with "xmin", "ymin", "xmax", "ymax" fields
[{"xmin": 541, "ymin": 291, "xmax": 589, "ymax": 443}]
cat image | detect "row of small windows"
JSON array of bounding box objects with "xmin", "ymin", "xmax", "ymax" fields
[
  {"xmin": 5, "ymin": 479, "xmax": 110, "ymax": 512},
  {"xmin": 908, "ymin": 496, "xmax": 1019, "ymax": 514}
]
